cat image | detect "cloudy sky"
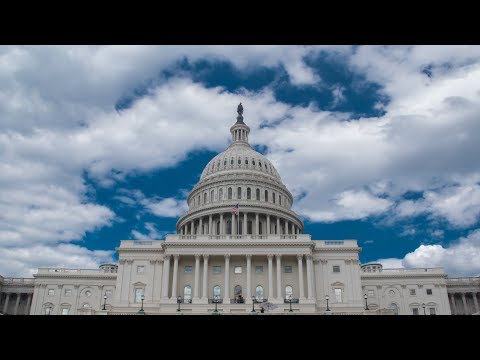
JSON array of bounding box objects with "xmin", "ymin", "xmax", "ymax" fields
[{"xmin": 1, "ymin": 45, "xmax": 480, "ymax": 278}]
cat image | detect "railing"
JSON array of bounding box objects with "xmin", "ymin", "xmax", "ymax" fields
[
  {"xmin": 284, "ymin": 298, "xmax": 299, "ymax": 303},
  {"xmin": 180, "ymin": 299, "xmax": 192, "ymax": 304},
  {"xmin": 324, "ymin": 241, "xmax": 344, "ymax": 245},
  {"xmin": 168, "ymin": 234, "xmax": 312, "ymax": 241},
  {"xmin": 208, "ymin": 298, "xmax": 224, "ymax": 304},
  {"xmin": 38, "ymin": 268, "xmax": 118, "ymax": 274},
  {"xmin": 133, "ymin": 241, "xmax": 153, "ymax": 245},
  {"xmin": 447, "ymin": 277, "xmax": 480, "ymax": 283},
  {"xmin": 381, "ymin": 268, "xmax": 444, "ymax": 273},
  {"xmin": 231, "ymin": 298, "xmax": 245, "ymax": 304},
  {"xmin": 2, "ymin": 278, "xmax": 35, "ymax": 285}
]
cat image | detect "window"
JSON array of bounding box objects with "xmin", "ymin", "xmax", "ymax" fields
[
  {"xmin": 256, "ymin": 188, "xmax": 260, "ymax": 200},
  {"xmin": 368, "ymin": 290, "xmax": 374, "ymax": 297},
  {"xmin": 224, "ymin": 159, "xmax": 227, "ymax": 167},
  {"xmin": 219, "ymin": 188, "xmax": 223, "ymax": 201},
  {"xmin": 237, "ymin": 187, "xmax": 242, "ymax": 199},
  {"xmin": 247, "ymin": 187, "xmax": 251, "ymax": 199},
  {"xmin": 255, "ymin": 266, "xmax": 263, "ymax": 274},
  {"xmin": 105, "ymin": 290, "xmax": 112, "ymax": 297},
  {"xmin": 203, "ymin": 192, "xmax": 207, "ymax": 204},
  {"xmin": 211, "ymin": 190, "xmax": 214, "ymax": 202},
  {"xmin": 412, "ymin": 308, "xmax": 419, "ymax": 315},
  {"xmin": 333, "ymin": 265, "xmax": 340, "ymax": 273},
  {"xmin": 426, "ymin": 289, "xmax": 433, "ymax": 295},
  {"xmin": 231, "ymin": 158, "xmax": 234, "ymax": 166},
  {"xmin": 410, "ymin": 289, "xmax": 416, "ymax": 296},
  {"xmin": 238, "ymin": 158, "xmax": 241, "ymax": 165},
  {"xmin": 279, "ymin": 195, "xmax": 282, "ymax": 205},
  {"xmin": 255, "ymin": 286, "xmax": 264, "ymax": 301},
  {"xmin": 234, "ymin": 285, "xmax": 242, "ymax": 302},
  {"xmin": 213, "ymin": 285, "xmax": 221, "ymax": 298},
  {"xmin": 45, "ymin": 306, "xmax": 53, "ymax": 315},
  {"xmin": 234, "ymin": 266, "xmax": 242, "ymax": 274},
  {"xmin": 334, "ymin": 288, "xmax": 342, "ymax": 303},
  {"xmin": 197, "ymin": 195, "xmax": 200, "ymax": 205},
  {"xmin": 245, "ymin": 158, "xmax": 248, "ymax": 165},
  {"xmin": 429, "ymin": 307, "xmax": 436, "ymax": 315},
  {"xmin": 265, "ymin": 190, "xmax": 268, "ymax": 202},
  {"xmin": 228, "ymin": 188, "xmax": 232, "ymax": 200},
  {"xmin": 252, "ymin": 159, "xmax": 255, "ymax": 166},
  {"xmin": 272, "ymin": 192, "xmax": 276, "ymax": 203},
  {"xmin": 184, "ymin": 265, "xmax": 193, "ymax": 273},
  {"xmin": 62, "ymin": 308, "xmax": 69, "ymax": 315},
  {"xmin": 135, "ymin": 288, "xmax": 144, "ymax": 303},
  {"xmin": 389, "ymin": 303, "xmax": 399, "ymax": 315},
  {"xmin": 47, "ymin": 289, "xmax": 55, "ymax": 296},
  {"xmin": 259, "ymin": 161, "xmax": 262, "ymax": 168},
  {"xmin": 184, "ymin": 286, "xmax": 192, "ymax": 302},
  {"xmin": 137, "ymin": 266, "xmax": 145, "ymax": 273},
  {"xmin": 213, "ymin": 265, "xmax": 222, "ymax": 274},
  {"xmin": 64, "ymin": 289, "xmax": 72, "ymax": 296},
  {"xmin": 284, "ymin": 265, "xmax": 292, "ymax": 273},
  {"xmin": 285, "ymin": 285, "xmax": 293, "ymax": 298}
]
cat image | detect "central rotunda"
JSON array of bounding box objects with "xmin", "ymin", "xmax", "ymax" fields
[{"xmin": 176, "ymin": 103, "xmax": 304, "ymax": 237}]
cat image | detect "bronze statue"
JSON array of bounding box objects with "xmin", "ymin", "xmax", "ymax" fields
[{"xmin": 237, "ymin": 102, "xmax": 243, "ymax": 116}]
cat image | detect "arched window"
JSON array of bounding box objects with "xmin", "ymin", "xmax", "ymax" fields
[
  {"xmin": 224, "ymin": 159, "xmax": 227, "ymax": 167},
  {"xmin": 245, "ymin": 157, "xmax": 249, "ymax": 165},
  {"xmin": 219, "ymin": 188, "xmax": 223, "ymax": 201},
  {"xmin": 184, "ymin": 286, "xmax": 192, "ymax": 303},
  {"xmin": 213, "ymin": 285, "xmax": 221, "ymax": 299},
  {"xmin": 279, "ymin": 195, "xmax": 282, "ymax": 205},
  {"xmin": 237, "ymin": 187, "xmax": 242, "ymax": 199},
  {"xmin": 203, "ymin": 192, "xmax": 207, "ymax": 204},
  {"xmin": 197, "ymin": 195, "xmax": 200, "ymax": 205},
  {"xmin": 210, "ymin": 190, "xmax": 214, "ymax": 202},
  {"xmin": 256, "ymin": 188, "xmax": 260, "ymax": 200},
  {"xmin": 255, "ymin": 286, "xmax": 264, "ymax": 301},
  {"xmin": 247, "ymin": 187, "xmax": 251, "ymax": 199},
  {"xmin": 252, "ymin": 159, "xmax": 256, "ymax": 166},
  {"xmin": 238, "ymin": 158, "xmax": 241, "ymax": 165},
  {"xmin": 228, "ymin": 188, "xmax": 232, "ymax": 200},
  {"xmin": 234, "ymin": 285, "xmax": 243, "ymax": 302},
  {"xmin": 265, "ymin": 190, "xmax": 268, "ymax": 202},
  {"xmin": 285, "ymin": 285, "xmax": 293, "ymax": 299},
  {"xmin": 389, "ymin": 303, "xmax": 399, "ymax": 315},
  {"xmin": 230, "ymin": 157, "xmax": 234, "ymax": 166},
  {"xmin": 272, "ymin": 192, "xmax": 276, "ymax": 204},
  {"xmin": 259, "ymin": 161, "xmax": 262, "ymax": 168},
  {"xmin": 217, "ymin": 160, "xmax": 220, "ymax": 169}
]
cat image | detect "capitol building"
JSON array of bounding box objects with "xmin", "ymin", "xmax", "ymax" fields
[{"xmin": 1, "ymin": 104, "xmax": 479, "ymax": 315}]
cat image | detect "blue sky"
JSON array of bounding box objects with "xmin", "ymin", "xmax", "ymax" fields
[{"xmin": 1, "ymin": 45, "xmax": 480, "ymax": 277}]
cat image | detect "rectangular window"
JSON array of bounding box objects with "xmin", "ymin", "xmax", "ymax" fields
[
  {"xmin": 333, "ymin": 265, "xmax": 340, "ymax": 273},
  {"xmin": 368, "ymin": 290, "xmax": 374, "ymax": 297},
  {"xmin": 412, "ymin": 308, "xmax": 419, "ymax": 315},
  {"xmin": 234, "ymin": 266, "xmax": 242, "ymax": 274},
  {"xmin": 429, "ymin": 307, "xmax": 436, "ymax": 315},
  {"xmin": 105, "ymin": 290, "xmax": 112, "ymax": 297},
  {"xmin": 213, "ymin": 265, "xmax": 222, "ymax": 274},
  {"xmin": 334, "ymin": 288, "xmax": 342, "ymax": 303},
  {"xmin": 184, "ymin": 265, "xmax": 193, "ymax": 273},
  {"xmin": 255, "ymin": 266, "xmax": 263, "ymax": 274},
  {"xmin": 284, "ymin": 265, "xmax": 292, "ymax": 273},
  {"xmin": 62, "ymin": 308, "xmax": 69, "ymax": 315},
  {"xmin": 137, "ymin": 266, "xmax": 145, "ymax": 273},
  {"xmin": 135, "ymin": 288, "xmax": 144, "ymax": 303},
  {"xmin": 410, "ymin": 289, "xmax": 416, "ymax": 296},
  {"xmin": 48, "ymin": 289, "xmax": 55, "ymax": 296},
  {"xmin": 426, "ymin": 289, "xmax": 433, "ymax": 295},
  {"xmin": 64, "ymin": 289, "xmax": 72, "ymax": 296}
]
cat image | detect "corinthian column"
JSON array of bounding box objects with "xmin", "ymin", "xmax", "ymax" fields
[
  {"xmin": 276, "ymin": 255, "xmax": 282, "ymax": 300},
  {"xmin": 246, "ymin": 255, "xmax": 252, "ymax": 300},
  {"xmin": 193, "ymin": 254, "xmax": 201, "ymax": 300},
  {"xmin": 202, "ymin": 255, "xmax": 209, "ymax": 300},
  {"xmin": 268, "ymin": 254, "xmax": 274, "ymax": 299},
  {"xmin": 297, "ymin": 255, "xmax": 305, "ymax": 299},
  {"xmin": 224, "ymin": 255, "xmax": 230, "ymax": 303},
  {"xmin": 171, "ymin": 255, "xmax": 179, "ymax": 298}
]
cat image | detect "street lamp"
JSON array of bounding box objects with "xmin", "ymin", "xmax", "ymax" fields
[
  {"xmin": 102, "ymin": 294, "xmax": 107, "ymax": 310},
  {"xmin": 251, "ymin": 296, "xmax": 256, "ymax": 313},
  {"xmin": 137, "ymin": 295, "xmax": 145, "ymax": 314},
  {"xmin": 325, "ymin": 295, "xmax": 330, "ymax": 311},
  {"xmin": 422, "ymin": 303, "xmax": 426, "ymax": 315},
  {"xmin": 287, "ymin": 295, "xmax": 294, "ymax": 312},
  {"xmin": 177, "ymin": 296, "xmax": 182, "ymax": 312},
  {"xmin": 212, "ymin": 295, "xmax": 221, "ymax": 315},
  {"xmin": 46, "ymin": 305, "xmax": 53, "ymax": 315},
  {"xmin": 364, "ymin": 294, "xmax": 369, "ymax": 310}
]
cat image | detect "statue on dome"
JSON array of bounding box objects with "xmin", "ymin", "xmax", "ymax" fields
[{"xmin": 237, "ymin": 102, "xmax": 243, "ymax": 116}]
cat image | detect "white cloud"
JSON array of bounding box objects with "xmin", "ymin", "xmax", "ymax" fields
[
  {"xmin": 141, "ymin": 197, "xmax": 188, "ymax": 218},
  {"xmin": 374, "ymin": 258, "xmax": 405, "ymax": 269},
  {"xmin": 375, "ymin": 229, "xmax": 480, "ymax": 276},
  {"xmin": 330, "ymin": 84, "xmax": 346, "ymax": 108},
  {"xmin": 131, "ymin": 223, "xmax": 169, "ymax": 240}
]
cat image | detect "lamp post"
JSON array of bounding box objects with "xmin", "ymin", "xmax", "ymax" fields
[
  {"xmin": 46, "ymin": 305, "xmax": 53, "ymax": 315},
  {"xmin": 177, "ymin": 296, "xmax": 182, "ymax": 312},
  {"xmin": 422, "ymin": 303, "xmax": 426, "ymax": 315},
  {"xmin": 251, "ymin": 296, "xmax": 256, "ymax": 313},
  {"xmin": 364, "ymin": 294, "xmax": 369, "ymax": 310},
  {"xmin": 325, "ymin": 295, "xmax": 330, "ymax": 311},
  {"xmin": 212, "ymin": 295, "xmax": 220, "ymax": 315},
  {"xmin": 287, "ymin": 295, "xmax": 293, "ymax": 312},
  {"xmin": 137, "ymin": 295, "xmax": 145, "ymax": 314},
  {"xmin": 102, "ymin": 294, "xmax": 107, "ymax": 310}
]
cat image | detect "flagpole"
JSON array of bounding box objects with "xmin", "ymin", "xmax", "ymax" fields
[{"xmin": 237, "ymin": 207, "xmax": 240, "ymax": 236}]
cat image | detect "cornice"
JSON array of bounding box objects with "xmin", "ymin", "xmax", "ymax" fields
[
  {"xmin": 164, "ymin": 241, "xmax": 314, "ymax": 248},
  {"xmin": 35, "ymin": 274, "xmax": 118, "ymax": 280},
  {"xmin": 361, "ymin": 273, "xmax": 447, "ymax": 279},
  {"xmin": 313, "ymin": 247, "xmax": 361, "ymax": 253}
]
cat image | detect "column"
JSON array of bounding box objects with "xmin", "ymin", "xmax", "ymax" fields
[
  {"xmin": 246, "ymin": 255, "xmax": 252, "ymax": 300},
  {"xmin": 297, "ymin": 255, "xmax": 305, "ymax": 299},
  {"xmin": 98, "ymin": 285, "xmax": 104, "ymax": 310},
  {"xmin": 346, "ymin": 259, "xmax": 354, "ymax": 302},
  {"xmin": 268, "ymin": 255, "xmax": 274, "ymax": 299},
  {"xmin": 255, "ymin": 213, "xmax": 259, "ymax": 235},
  {"xmin": 220, "ymin": 213, "xmax": 224, "ymax": 235},
  {"xmin": 276, "ymin": 255, "xmax": 282, "ymax": 299},
  {"xmin": 277, "ymin": 217, "xmax": 280, "ymax": 235},
  {"xmin": 202, "ymin": 255, "xmax": 209, "ymax": 299},
  {"xmin": 154, "ymin": 259, "xmax": 163, "ymax": 301},
  {"xmin": 26, "ymin": 294, "xmax": 32, "ymax": 315},
  {"xmin": 473, "ymin": 292, "xmax": 479, "ymax": 314},
  {"xmin": 209, "ymin": 215, "xmax": 213, "ymax": 235},
  {"xmin": 193, "ymin": 254, "xmax": 201, "ymax": 300},
  {"xmin": 449, "ymin": 293, "xmax": 457, "ymax": 315},
  {"xmin": 72, "ymin": 285, "xmax": 79, "ymax": 315},
  {"xmin": 224, "ymin": 255, "xmax": 230, "ymax": 303},
  {"xmin": 243, "ymin": 212, "xmax": 247, "ymax": 235},
  {"xmin": 266, "ymin": 215, "xmax": 270, "ymax": 235},
  {"xmin": 232, "ymin": 213, "xmax": 235, "ymax": 235},
  {"xmin": 171, "ymin": 255, "xmax": 179, "ymax": 298},
  {"xmin": 162, "ymin": 255, "xmax": 171, "ymax": 299},
  {"xmin": 285, "ymin": 220, "xmax": 289, "ymax": 235},
  {"xmin": 306, "ymin": 255, "xmax": 313, "ymax": 299},
  {"xmin": 321, "ymin": 260, "xmax": 329, "ymax": 296},
  {"xmin": 122, "ymin": 260, "xmax": 133, "ymax": 302},
  {"xmin": 199, "ymin": 218, "xmax": 203, "ymax": 235},
  {"xmin": 13, "ymin": 293, "xmax": 20, "ymax": 315},
  {"xmin": 190, "ymin": 221, "xmax": 194, "ymax": 235},
  {"xmin": 461, "ymin": 293, "xmax": 468, "ymax": 315},
  {"xmin": 296, "ymin": 227, "xmax": 300, "ymax": 234}
]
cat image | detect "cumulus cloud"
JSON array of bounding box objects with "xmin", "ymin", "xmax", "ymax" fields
[
  {"xmin": 376, "ymin": 229, "xmax": 480, "ymax": 276},
  {"xmin": 131, "ymin": 222, "xmax": 169, "ymax": 240},
  {"xmin": 142, "ymin": 198, "xmax": 188, "ymax": 218}
]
